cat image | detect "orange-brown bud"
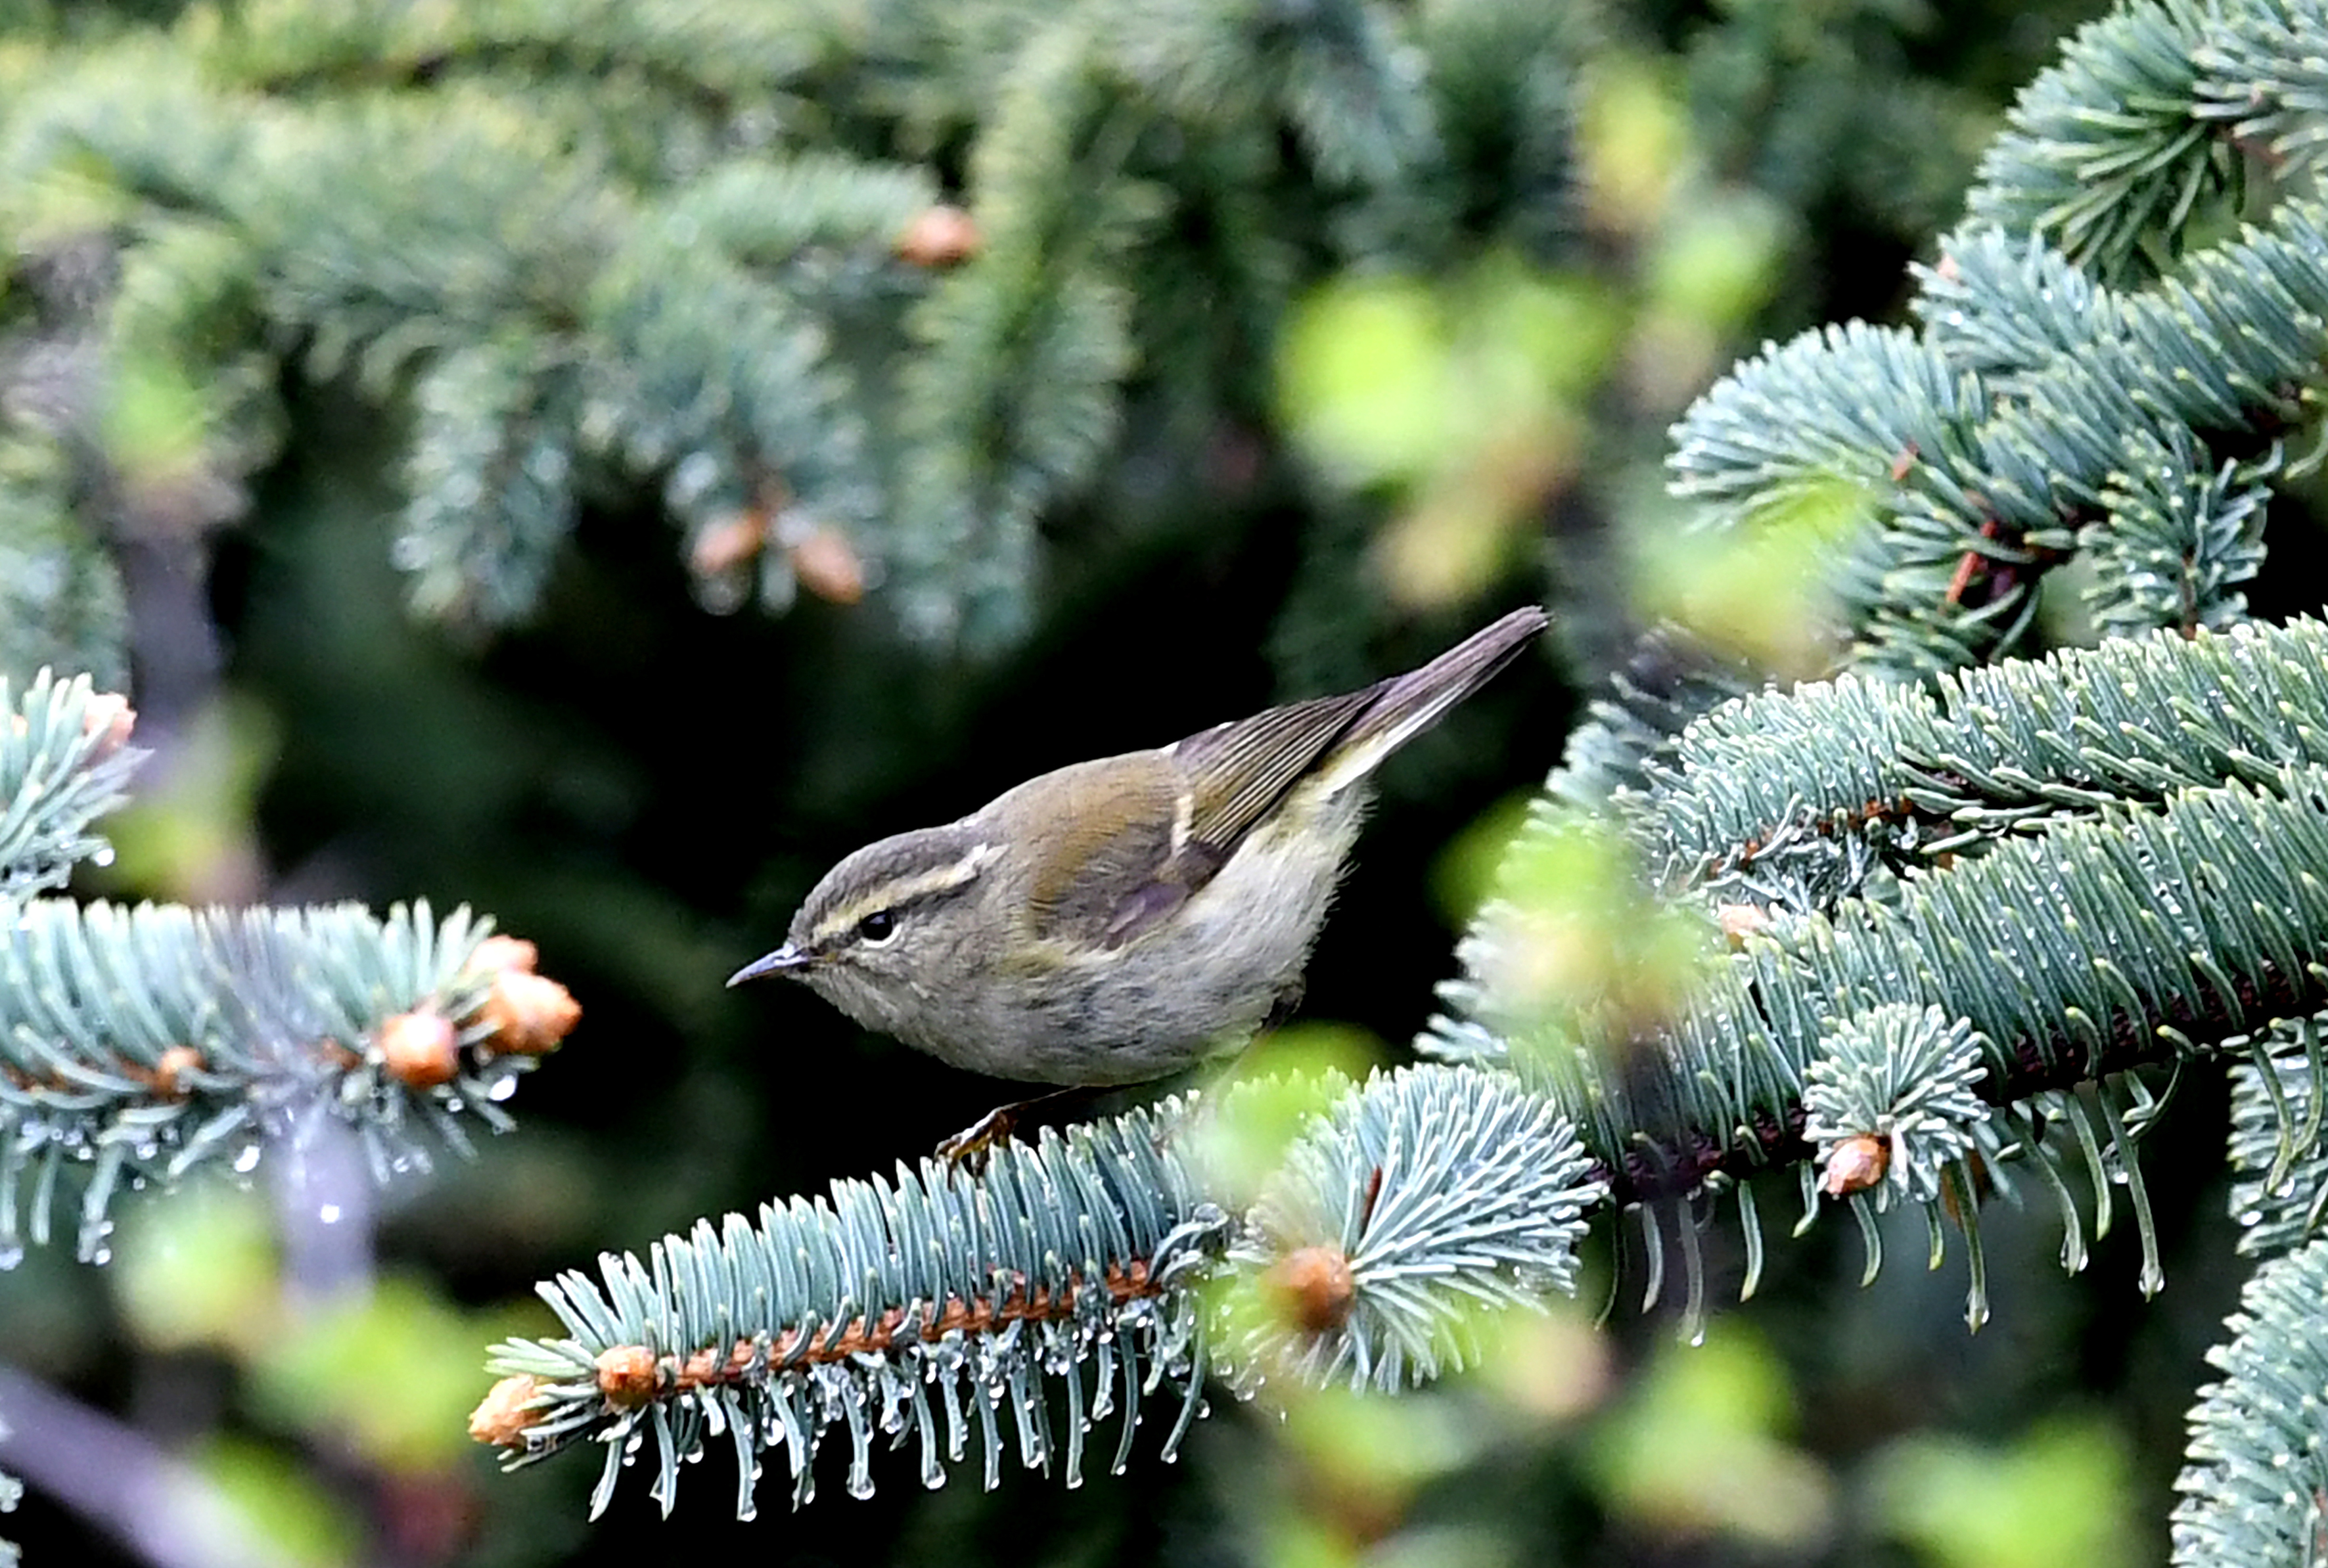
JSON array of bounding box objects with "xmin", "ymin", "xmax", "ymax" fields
[
  {"xmin": 1821, "ymin": 1133, "xmax": 1889, "ymax": 1196},
  {"xmin": 1265, "ymin": 1244, "xmax": 1357, "ymax": 1335},
  {"xmin": 894, "ymin": 204, "xmax": 980, "ymax": 267},
  {"xmin": 595, "ymin": 1345, "xmax": 661, "ymax": 1408},
  {"xmin": 467, "ymin": 934, "xmax": 539, "ymax": 976},
  {"xmin": 786, "ymin": 524, "xmax": 866, "ymax": 604},
  {"xmin": 81, "ymin": 692, "xmax": 137, "ymax": 760},
  {"xmin": 150, "ymin": 1045, "xmax": 204, "ymax": 1098},
  {"xmin": 378, "ymin": 1011, "xmax": 460, "ymax": 1088},
  {"xmin": 690, "ymin": 510, "xmax": 769, "ymax": 577},
  {"xmin": 481, "ymin": 970, "xmax": 580, "ymax": 1056},
  {"xmin": 468, "ymin": 1374, "xmax": 543, "ymax": 1446}
]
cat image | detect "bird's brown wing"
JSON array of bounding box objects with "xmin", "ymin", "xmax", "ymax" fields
[
  {"xmin": 1014, "ymin": 755, "xmax": 1194, "ymax": 950},
  {"xmin": 1016, "ymin": 610, "xmax": 1547, "ymax": 952},
  {"xmin": 1014, "ymin": 696, "xmax": 1370, "ymax": 952},
  {"xmin": 1164, "ymin": 609, "xmax": 1549, "ymax": 849},
  {"xmin": 1167, "ymin": 689, "xmax": 1375, "ymax": 855}
]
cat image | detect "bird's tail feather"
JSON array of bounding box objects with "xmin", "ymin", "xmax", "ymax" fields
[{"xmin": 1313, "ymin": 606, "xmax": 1551, "ymax": 794}]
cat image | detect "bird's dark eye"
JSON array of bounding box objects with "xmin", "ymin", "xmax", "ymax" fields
[{"xmin": 856, "ymin": 909, "xmax": 898, "ymax": 944}]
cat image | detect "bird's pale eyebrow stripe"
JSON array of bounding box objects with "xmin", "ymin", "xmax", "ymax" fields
[{"xmin": 814, "ymin": 842, "xmax": 1002, "ymax": 941}]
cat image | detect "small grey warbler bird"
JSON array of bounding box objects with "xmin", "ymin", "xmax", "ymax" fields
[{"xmin": 729, "ymin": 606, "xmax": 1549, "ymax": 1088}]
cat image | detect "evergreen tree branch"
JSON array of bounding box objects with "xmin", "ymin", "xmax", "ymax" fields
[
  {"xmin": 1396, "ymin": 0, "xmax": 1585, "ymax": 263},
  {"xmin": 2081, "ymin": 424, "xmax": 2270, "ymax": 637},
  {"xmin": 1425, "ymin": 618, "xmax": 2328, "ymax": 1332},
  {"xmin": 2170, "ymin": 1235, "xmax": 2328, "ymax": 1568},
  {"xmin": 205, "ymin": 0, "xmax": 844, "ymax": 119},
  {"xmin": 2, "ymin": 0, "xmax": 1581, "ymax": 646},
  {"xmin": 1963, "ymin": 0, "xmax": 2227, "ymax": 282},
  {"xmin": 1672, "ymin": 0, "xmax": 2328, "ymax": 677},
  {"xmin": 1800, "ymin": 1003, "xmax": 1992, "ymax": 1211},
  {"xmin": 396, "ymin": 331, "xmax": 579, "ymax": 625},
  {"xmin": 421, "ymin": 0, "xmax": 2328, "ymax": 1540},
  {"xmin": 1636, "ymin": 616, "xmax": 2328, "ymax": 908},
  {"xmin": 474, "ymin": 1066, "xmax": 1599, "ymax": 1515},
  {"xmin": 0, "ymin": 669, "xmax": 140, "ymax": 899},
  {"xmin": 0, "ymin": 669, "xmax": 582, "ymax": 1259},
  {"xmin": 2225, "ymin": 1016, "xmax": 2328, "ymax": 1260},
  {"xmin": 0, "ymin": 899, "xmax": 574, "ymax": 1264},
  {"xmin": 1449, "ymin": 616, "xmax": 2328, "ymax": 1207},
  {"xmin": 478, "ymin": 751, "xmax": 2328, "ymax": 1512},
  {"xmin": 1498, "ymin": 773, "xmax": 2328, "ymax": 1206},
  {"xmin": 1959, "ymin": 0, "xmax": 2328, "ymax": 286},
  {"xmin": 1218, "ymin": 1064, "xmax": 1596, "ymax": 1393},
  {"xmin": 887, "ymin": 17, "xmax": 1145, "ymax": 644},
  {"xmin": 0, "ymin": 657, "xmax": 583, "ymax": 1550},
  {"xmin": 2193, "ymin": 0, "xmax": 2328, "ymax": 179},
  {"xmin": 1672, "ymin": 195, "xmax": 2328, "ymax": 677},
  {"xmin": 483, "ymin": 1098, "xmax": 1225, "ymax": 1515},
  {"xmin": 484, "ymin": 621, "xmax": 2328, "ymax": 1513}
]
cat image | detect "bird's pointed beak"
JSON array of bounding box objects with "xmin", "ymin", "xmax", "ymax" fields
[{"xmin": 727, "ymin": 944, "xmax": 815, "ymax": 987}]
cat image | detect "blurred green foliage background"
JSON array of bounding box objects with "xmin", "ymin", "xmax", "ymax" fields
[{"xmin": 3, "ymin": 1, "xmax": 2258, "ymax": 1565}]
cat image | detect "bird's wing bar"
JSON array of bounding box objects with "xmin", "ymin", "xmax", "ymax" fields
[{"xmin": 1168, "ymin": 688, "xmax": 1376, "ymax": 856}]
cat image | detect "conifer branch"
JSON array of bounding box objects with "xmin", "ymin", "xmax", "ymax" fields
[
  {"xmin": 1802, "ymin": 1004, "xmax": 1991, "ymax": 1209},
  {"xmin": 887, "ymin": 17, "xmax": 1146, "ymax": 644},
  {"xmin": 1673, "ymin": 194, "xmax": 2328, "ymax": 677},
  {"xmin": 0, "ymin": 899, "xmax": 574, "ymax": 1264},
  {"xmin": 1670, "ymin": 0, "xmax": 2328, "ymax": 677},
  {"xmin": 2225, "ymin": 1018, "xmax": 2328, "ymax": 1261},
  {"xmin": 1637, "ymin": 617, "xmax": 2328, "ymax": 907},
  {"xmin": 0, "ymin": 670, "xmax": 141, "ymax": 899},
  {"xmin": 1962, "ymin": 0, "xmax": 2328, "ymax": 285},
  {"xmin": 1963, "ymin": 0, "xmax": 2226, "ymax": 282},
  {"xmin": 2170, "ymin": 1236, "xmax": 2328, "ymax": 1568},
  {"xmin": 0, "ymin": 0, "xmax": 1587, "ymax": 647},
  {"xmin": 486, "ymin": 619, "xmax": 2328, "ymax": 1516},
  {"xmin": 480, "ymin": 1099, "xmax": 1224, "ymax": 1514},
  {"xmin": 474, "ymin": 1067, "xmax": 1599, "ymax": 1515},
  {"xmin": 204, "ymin": 0, "xmax": 843, "ymax": 114},
  {"xmin": 1429, "ymin": 619, "xmax": 2328, "ymax": 1333},
  {"xmin": 0, "ymin": 664, "xmax": 579, "ymax": 1261},
  {"xmin": 1457, "ymin": 704, "xmax": 2328, "ymax": 1214},
  {"xmin": 1910, "ymin": 227, "xmax": 2105, "ymax": 386},
  {"xmin": 2193, "ymin": 0, "xmax": 2328, "ymax": 178},
  {"xmin": 408, "ymin": 0, "xmax": 2328, "ymax": 1542}
]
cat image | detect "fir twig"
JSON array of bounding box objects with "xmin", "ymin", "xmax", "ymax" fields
[
  {"xmin": 1637, "ymin": 617, "xmax": 2328, "ymax": 908},
  {"xmin": 2169, "ymin": 1236, "xmax": 2328, "ymax": 1568},
  {"xmin": 476, "ymin": 1067, "xmax": 1600, "ymax": 1514},
  {"xmin": 0, "ymin": 900, "xmax": 574, "ymax": 1263},
  {"xmin": 0, "ymin": 670, "xmax": 141, "ymax": 899}
]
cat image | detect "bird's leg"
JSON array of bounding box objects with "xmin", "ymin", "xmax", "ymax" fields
[{"xmin": 936, "ymin": 1085, "xmax": 1101, "ymax": 1168}]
